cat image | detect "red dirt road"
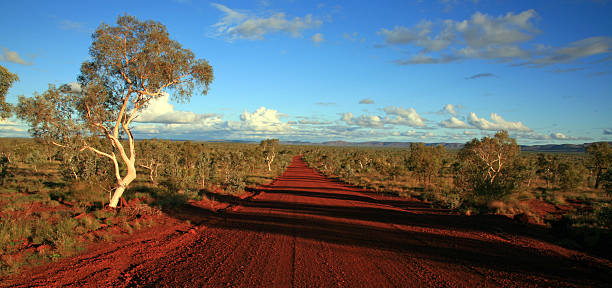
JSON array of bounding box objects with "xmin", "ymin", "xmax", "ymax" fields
[{"xmin": 4, "ymin": 156, "xmax": 611, "ymax": 287}]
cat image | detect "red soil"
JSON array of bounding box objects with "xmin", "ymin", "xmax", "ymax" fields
[{"xmin": 3, "ymin": 156, "xmax": 611, "ymax": 287}]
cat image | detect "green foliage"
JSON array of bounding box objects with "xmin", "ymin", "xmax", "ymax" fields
[
  {"xmin": 0, "ymin": 64, "xmax": 18, "ymax": 119},
  {"xmin": 536, "ymin": 153, "xmax": 558, "ymax": 188},
  {"xmin": 0, "ymin": 154, "xmax": 11, "ymax": 185},
  {"xmin": 586, "ymin": 142, "xmax": 612, "ymax": 188},
  {"xmin": 601, "ymin": 167, "xmax": 612, "ymax": 194},
  {"xmin": 406, "ymin": 143, "xmax": 446, "ymax": 185},
  {"xmin": 455, "ymin": 131, "xmax": 522, "ymax": 201},
  {"xmin": 558, "ymin": 160, "xmax": 587, "ymax": 191},
  {"xmin": 260, "ymin": 139, "xmax": 279, "ymax": 171},
  {"xmin": 0, "ymin": 216, "xmax": 31, "ymax": 255},
  {"xmin": 17, "ymin": 14, "xmax": 215, "ymax": 208}
]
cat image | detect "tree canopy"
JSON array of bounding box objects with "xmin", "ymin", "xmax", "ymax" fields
[
  {"xmin": 455, "ymin": 130, "xmax": 522, "ymax": 200},
  {"xmin": 0, "ymin": 65, "xmax": 19, "ymax": 119},
  {"xmin": 17, "ymin": 14, "xmax": 214, "ymax": 207},
  {"xmin": 586, "ymin": 142, "xmax": 612, "ymax": 188}
]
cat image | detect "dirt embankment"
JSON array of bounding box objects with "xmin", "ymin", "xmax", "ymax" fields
[{"xmin": 3, "ymin": 156, "xmax": 611, "ymax": 287}]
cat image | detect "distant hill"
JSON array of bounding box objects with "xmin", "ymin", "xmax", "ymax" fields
[{"xmin": 279, "ymin": 140, "xmax": 612, "ymax": 153}]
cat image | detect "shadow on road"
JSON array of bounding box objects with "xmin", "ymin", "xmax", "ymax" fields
[{"xmin": 162, "ymin": 156, "xmax": 611, "ymax": 287}]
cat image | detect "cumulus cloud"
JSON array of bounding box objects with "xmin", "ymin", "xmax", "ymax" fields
[
  {"xmin": 550, "ymin": 132, "xmax": 570, "ymax": 140},
  {"xmin": 440, "ymin": 104, "xmax": 458, "ymax": 115},
  {"xmin": 132, "ymin": 106, "xmax": 291, "ymax": 139},
  {"xmin": 135, "ymin": 92, "xmax": 217, "ymax": 124},
  {"xmin": 383, "ymin": 106, "xmax": 426, "ymax": 127},
  {"xmin": 359, "ymin": 98, "xmax": 374, "ymax": 104},
  {"xmin": 61, "ymin": 82, "xmax": 82, "ymax": 93},
  {"xmin": 467, "ymin": 112, "xmax": 531, "ymax": 132},
  {"xmin": 237, "ymin": 107, "xmax": 291, "ymax": 132},
  {"xmin": 0, "ymin": 119, "xmax": 26, "ymax": 137},
  {"xmin": 211, "ymin": 3, "xmax": 322, "ymax": 40},
  {"xmin": 440, "ymin": 117, "xmax": 470, "ymax": 129},
  {"xmin": 378, "ymin": 9, "xmax": 611, "ymax": 67},
  {"xmin": 1, "ymin": 48, "xmax": 32, "ymax": 65},
  {"xmin": 312, "ymin": 33, "xmax": 324, "ymax": 43},
  {"xmin": 465, "ymin": 73, "xmax": 496, "ymax": 80},
  {"xmin": 604, "ymin": 129, "xmax": 612, "ymax": 135},
  {"xmin": 341, "ymin": 112, "xmax": 385, "ymax": 128}
]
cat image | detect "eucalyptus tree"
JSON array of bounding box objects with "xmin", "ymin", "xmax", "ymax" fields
[
  {"xmin": 536, "ymin": 153, "xmax": 559, "ymax": 189},
  {"xmin": 407, "ymin": 143, "xmax": 446, "ymax": 185},
  {"xmin": 137, "ymin": 139, "xmax": 169, "ymax": 185},
  {"xmin": 455, "ymin": 131, "xmax": 522, "ymax": 200},
  {"xmin": 17, "ymin": 15, "xmax": 213, "ymax": 207},
  {"xmin": 260, "ymin": 139, "xmax": 279, "ymax": 171},
  {"xmin": 586, "ymin": 142, "xmax": 612, "ymax": 188},
  {"xmin": 0, "ymin": 65, "xmax": 18, "ymax": 119}
]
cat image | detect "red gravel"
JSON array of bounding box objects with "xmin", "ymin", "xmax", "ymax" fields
[{"xmin": 3, "ymin": 156, "xmax": 611, "ymax": 287}]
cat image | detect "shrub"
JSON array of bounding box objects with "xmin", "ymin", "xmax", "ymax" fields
[
  {"xmin": 0, "ymin": 216, "xmax": 31, "ymax": 254},
  {"xmin": 558, "ymin": 161, "xmax": 587, "ymax": 191},
  {"xmin": 455, "ymin": 131, "xmax": 521, "ymax": 201}
]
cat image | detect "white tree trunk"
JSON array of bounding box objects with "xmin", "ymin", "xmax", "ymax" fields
[{"xmin": 109, "ymin": 161, "xmax": 137, "ymax": 208}]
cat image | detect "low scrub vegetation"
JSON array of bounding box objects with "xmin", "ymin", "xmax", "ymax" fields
[
  {"xmin": 0, "ymin": 137, "xmax": 296, "ymax": 275},
  {"xmin": 303, "ymin": 132, "xmax": 612, "ymax": 236}
]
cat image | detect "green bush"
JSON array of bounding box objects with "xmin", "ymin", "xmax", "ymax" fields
[
  {"xmin": 0, "ymin": 216, "xmax": 32, "ymax": 254},
  {"xmin": 558, "ymin": 162, "xmax": 586, "ymax": 191}
]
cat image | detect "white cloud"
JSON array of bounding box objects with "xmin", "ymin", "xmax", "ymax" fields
[
  {"xmin": 440, "ymin": 117, "xmax": 470, "ymax": 129},
  {"xmin": 1, "ymin": 48, "xmax": 32, "ymax": 65},
  {"xmin": 0, "ymin": 119, "xmax": 26, "ymax": 137},
  {"xmin": 458, "ymin": 10, "xmax": 538, "ymax": 49},
  {"xmin": 383, "ymin": 106, "xmax": 426, "ymax": 127},
  {"xmin": 467, "ymin": 112, "xmax": 531, "ymax": 132},
  {"xmin": 0, "ymin": 126, "xmax": 24, "ymax": 132},
  {"xmin": 132, "ymin": 106, "xmax": 291, "ymax": 139},
  {"xmin": 211, "ymin": 3, "xmax": 322, "ymax": 40},
  {"xmin": 441, "ymin": 104, "xmax": 458, "ymax": 115},
  {"xmin": 238, "ymin": 107, "xmax": 291, "ymax": 132},
  {"xmin": 135, "ymin": 92, "xmax": 217, "ymax": 124},
  {"xmin": 341, "ymin": 112, "xmax": 385, "ymax": 128},
  {"xmin": 524, "ymin": 37, "xmax": 612, "ymax": 66},
  {"xmin": 298, "ymin": 119, "xmax": 331, "ymax": 125},
  {"xmin": 359, "ymin": 98, "xmax": 374, "ymax": 104},
  {"xmin": 312, "ymin": 33, "xmax": 324, "ymax": 43},
  {"xmin": 61, "ymin": 82, "xmax": 82, "ymax": 93},
  {"xmin": 547, "ymin": 132, "xmax": 590, "ymax": 141},
  {"xmin": 604, "ymin": 129, "xmax": 612, "ymax": 135},
  {"xmin": 379, "ymin": 9, "xmax": 611, "ymax": 67},
  {"xmin": 379, "ymin": 20, "xmax": 455, "ymax": 52},
  {"xmin": 550, "ymin": 132, "xmax": 569, "ymax": 140}
]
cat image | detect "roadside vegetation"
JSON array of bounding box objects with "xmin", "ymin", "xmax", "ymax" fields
[
  {"xmin": 1, "ymin": 12, "xmax": 610, "ymax": 278},
  {"xmin": 0, "ymin": 137, "xmax": 294, "ymax": 275},
  {"xmin": 303, "ymin": 132, "xmax": 612, "ymax": 254}
]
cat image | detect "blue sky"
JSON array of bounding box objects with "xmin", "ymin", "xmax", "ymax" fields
[{"xmin": 1, "ymin": 0, "xmax": 611, "ymax": 144}]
